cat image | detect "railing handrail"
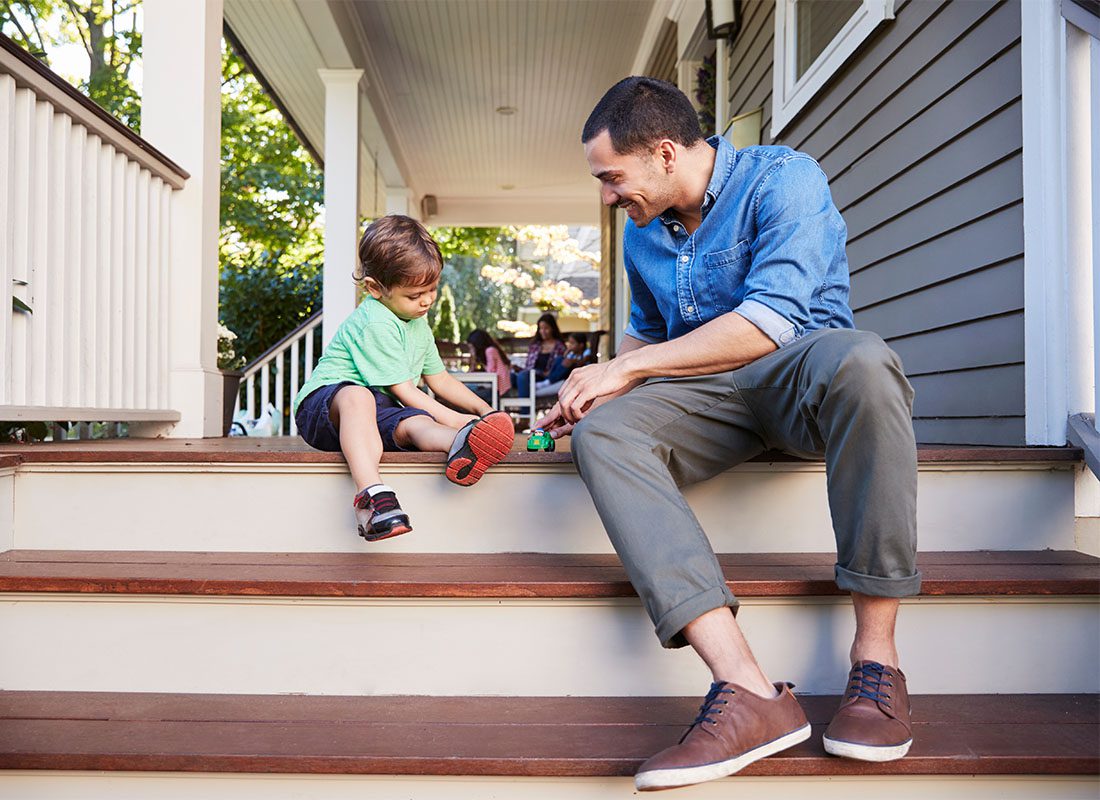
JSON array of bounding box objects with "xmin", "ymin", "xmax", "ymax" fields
[
  {"xmin": 241, "ymin": 311, "xmax": 323, "ymax": 380},
  {"xmin": 0, "ymin": 32, "xmax": 189, "ymax": 189}
]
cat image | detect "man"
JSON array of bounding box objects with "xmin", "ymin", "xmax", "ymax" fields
[{"xmin": 537, "ymin": 77, "xmax": 920, "ymax": 791}]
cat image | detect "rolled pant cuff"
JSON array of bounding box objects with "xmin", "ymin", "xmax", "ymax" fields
[
  {"xmin": 835, "ymin": 565, "xmax": 922, "ymax": 597},
  {"xmin": 654, "ymin": 585, "xmax": 739, "ymax": 650}
]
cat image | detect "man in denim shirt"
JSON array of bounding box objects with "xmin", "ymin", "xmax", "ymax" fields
[{"xmin": 538, "ymin": 78, "xmax": 919, "ymax": 790}]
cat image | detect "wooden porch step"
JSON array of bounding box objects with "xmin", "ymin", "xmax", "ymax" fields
[
  {"xmin": 0, "ymin": 438, "xmax": 1082, "ymax": 465},
  {"xmin": 0, "ymin": 691, "xmax": 1094, "ymax": 776},
  {"xmin": 0, "ymin": 550, "xmax": 1095, "ymax": 598}
]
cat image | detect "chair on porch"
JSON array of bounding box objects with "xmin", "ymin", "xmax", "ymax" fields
[{"xmin": 499, "ymin": 330, "xmax": 606, "ymax": 431}]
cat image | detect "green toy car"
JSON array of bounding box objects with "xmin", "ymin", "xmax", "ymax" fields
[{"xmin": 526, "ymin": 428, "xmax": 556, "ymax": 452}]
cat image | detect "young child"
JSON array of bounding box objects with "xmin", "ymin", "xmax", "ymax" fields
[
  {"xmin": 543, "ymin": 332, "xmax": 591, "ymax": 385},
  {"xmin": 292, "ymin": 215, "xmax": 514, "ymax": 542}
]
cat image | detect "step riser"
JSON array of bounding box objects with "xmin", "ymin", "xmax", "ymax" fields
[
  {"xmin": 2, "ymin": 596, "xmax": 1095, "ymax": 696},
  {"xmin": 9, "ymin": 464, "xmax": 1077, "ymax": 553},
  {"xmin": 0, "ymin": 773, "xmax": 1094, "ymax": 799}
]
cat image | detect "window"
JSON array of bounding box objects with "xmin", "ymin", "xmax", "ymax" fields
[{"xmin": 772, "ymin": 0, "xmax": 895, "ymax": 137}]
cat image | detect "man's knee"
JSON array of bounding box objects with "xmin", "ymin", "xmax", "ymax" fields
[
  {"xmin": 822, "ymin": 331, "xmax": 912, "ymax": 409},
  {"xmin": 572, "ymin": 405, "xmax": 629, "ymax": 465}
]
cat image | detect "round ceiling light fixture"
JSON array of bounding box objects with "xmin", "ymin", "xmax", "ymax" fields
[{"xmin": 495, "ymin": 105, "xmax": 518, "ymax": 116}]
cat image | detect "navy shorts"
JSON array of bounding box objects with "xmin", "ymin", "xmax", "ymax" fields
[{"xmin": 295, "ymin": 381, "xmax": 432, "ymax": 452}]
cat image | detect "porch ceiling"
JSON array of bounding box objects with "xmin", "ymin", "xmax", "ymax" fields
[{"xmin": 225, "ymin": 0, "xmax": 659, "ymax": 226}]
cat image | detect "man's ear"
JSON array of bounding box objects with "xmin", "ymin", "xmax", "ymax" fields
[
  {"xmin": 656, "ymin": 139, "xmax": 677, "ymax": 173},
  {"xmin": 362, "ymin": 277, "xmax": 385, "ymax": 300}
]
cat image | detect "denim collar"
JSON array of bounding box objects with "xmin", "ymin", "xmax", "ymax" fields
[{"xmin": 659, "ymin": 135, "xmax": 736, "ymax": 227}]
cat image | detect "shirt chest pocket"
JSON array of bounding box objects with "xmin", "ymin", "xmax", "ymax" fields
[{"xmin": 701, "ymin": 241, "xmax": 751, "ymax": 314}]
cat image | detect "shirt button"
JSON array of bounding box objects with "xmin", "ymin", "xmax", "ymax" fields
[
  {"xmin": 672, "ymin": 224, "xmax": 680, "ymax": 232},
  {"xmin": 680, "ymin": 255, "xmax": 689, "ymax": 263},
  {"xmin": 686, "ymin": 305, "xmax": 695, "ymax": 313}
]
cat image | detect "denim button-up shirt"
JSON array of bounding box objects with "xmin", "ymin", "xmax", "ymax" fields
[{"xmin": 623, "ymin": 136, "xmax": 854, "ymax": 348}]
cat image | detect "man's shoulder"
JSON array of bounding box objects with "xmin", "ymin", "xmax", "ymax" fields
[{"xmin": 733, "ymin": 146, "xmax": 826, "ymax": 186}]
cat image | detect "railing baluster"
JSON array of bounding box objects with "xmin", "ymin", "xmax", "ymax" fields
[
  {"xmin": 275, "ymin": 351, "xmax": 285, "ymax": 435},
  {"xmin": 81, "ymin": 133, "xmax": 99, "ymax": 407},
  {"xmin": 305, "ymin": 326, "xmax": 315, "ymax": 380},
  {"xmin": 246, "ymin": 374, "xmax": 255, "ymax": 418},
  {"xmin": 0, "ymin": 76, "xmax": 14, "ymax": 407},
  {"xmin": 9, "ymin": 88, "xmax": 32, "ymax": 407},
  {"xmin": 290, "ymin": 339, "xmax": 300, "ymax": 436},
  {"xmin": 261, "ymin": 362, "xmax": 270, "ymax": 413}
]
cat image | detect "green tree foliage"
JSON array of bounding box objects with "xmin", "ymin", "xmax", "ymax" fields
[
  {"xmin": 431, "ymin": 283, "xmax": 460, "ymax": 343},
  {"xmin": 430, "ymin": 227, "xmax": 531, "ymax": 339},
  {"xmin": 2, "ymin": 1, "xmax": 142, "ymax": 129},
  {"xmin": 218, "ymin": 46, "xmax": 324, "ymax": 362}
]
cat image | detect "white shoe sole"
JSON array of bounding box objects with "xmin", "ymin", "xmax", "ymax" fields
[
  {"xmin": 822, "ymin": 735, "xmax": 912, "ymax": 762},
  {"xmin": 634, "ymin": 723, "xmax": 812, "ymax": 791}
]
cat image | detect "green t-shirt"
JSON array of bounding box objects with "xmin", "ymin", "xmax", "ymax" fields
[{"xmin": 293, "ymin": 296, "xmax": 446, "ymax": 415}]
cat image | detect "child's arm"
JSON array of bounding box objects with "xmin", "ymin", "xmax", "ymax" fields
[
  {"xmin": 422, "ymin": 371, "xmax": 493, "ymax": 416},
  {"xmin": 388, "ymin": 380, "xmax": 479, "ymax": 428}
]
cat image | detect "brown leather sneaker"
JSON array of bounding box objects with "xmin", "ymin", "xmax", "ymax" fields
[
  {"xmin": 634, "ymin": 682, "xmax": 810, "ymax": 791},
  {"xmin": 823, "ymin": 661, "xmax": 912, "ymax": 762}
]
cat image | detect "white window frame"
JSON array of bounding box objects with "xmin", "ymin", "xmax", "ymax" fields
[{"xmin": 771, "ymin": 0, "xmax": 895, "ymax": 137}]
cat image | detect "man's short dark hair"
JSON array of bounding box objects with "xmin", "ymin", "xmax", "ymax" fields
[{"xmin": 582, "ymin": 76, "xmax": 703, "ymax": 154}]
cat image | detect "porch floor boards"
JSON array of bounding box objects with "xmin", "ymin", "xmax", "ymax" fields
[
  {"xmin": 0, "ymin": 691, "xmax": 1095, "ymax": 776},
  {"xmin": 0, "ymin": 550, "xmax": 1095, "ymax": 598},
  {"xmin": 0, "ymin": 439, "xmax": 1082, "ymax": 465}
]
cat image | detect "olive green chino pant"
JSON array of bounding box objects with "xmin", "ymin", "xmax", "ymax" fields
[{"xmin": 571, "ymin": 328, "xmax": 920, "ymax": 648}]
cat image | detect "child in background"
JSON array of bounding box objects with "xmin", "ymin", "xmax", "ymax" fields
[
  {"xmin": 466, "ymin": 329, "xmax": 513, "ymax": 401},
  {"xmin": 544, "ymin": 332, "xmax": 591, "ymax": 385},
  {"xmin": 292, "ymin": 215, "xmax": 514, "ymax": 542}
]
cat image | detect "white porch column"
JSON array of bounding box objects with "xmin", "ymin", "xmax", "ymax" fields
[
  {"xmin": 141, "ymin": 0, "xmax": 224, "ymax": 437},
  {"xmin": 319, "ymin": 69, "xmax": 363, "ymax": 347}
]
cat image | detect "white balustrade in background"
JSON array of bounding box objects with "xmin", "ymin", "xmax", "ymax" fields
[
  {"xmin": 237, "ymin": 312, "xmax": 323, "ymax": 436},
  {"xmin": 1, "ymin": 37, "xmax": 186, "ymax": 427}
]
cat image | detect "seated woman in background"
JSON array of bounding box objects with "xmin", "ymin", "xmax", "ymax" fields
[
  {"xmin": 513, "ymin": 313, "xmax": 565, "ymax": 397},
  {"xmin": 466, "ymin": 329, "xmax": 512, "ymax": 404}
]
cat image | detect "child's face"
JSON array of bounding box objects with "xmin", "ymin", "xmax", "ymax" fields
[
  {"xmin": 367, "ymin": 279, "xmax": 439, "ymax": 321},
  {"xmin": 566, "ymin": 337, "xmax": 584, "ymax": 354}
]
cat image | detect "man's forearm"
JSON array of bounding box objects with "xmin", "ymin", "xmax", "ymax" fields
[{"xmin": 616, "ymin": 312, "xmax": 776, "ymax": 381}]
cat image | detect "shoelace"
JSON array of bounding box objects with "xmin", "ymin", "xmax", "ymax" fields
[
  {"xmin": 369, "ymin": 492, "xmax": 400, "ymax": 515},
  {"xmin": 681, "ymin": 682, "xmax": 735, "ymax": 742},
  {"xmin": 846, "ymin": 662, "xmax": 893, "ymax": 707}
]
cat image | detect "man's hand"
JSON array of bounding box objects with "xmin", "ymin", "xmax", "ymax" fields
[{"xmin": 556, "ymin": 360, "xmax": 635, "ymax": 423}]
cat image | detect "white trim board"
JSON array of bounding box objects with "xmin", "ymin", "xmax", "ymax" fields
[
  {"xmin": 771, "ymin": 0, "xmax": 895, "ymax": 138},
  {"xmin": 1021, "ymin": 1, "xmax": 1099, "ymax": 444}
]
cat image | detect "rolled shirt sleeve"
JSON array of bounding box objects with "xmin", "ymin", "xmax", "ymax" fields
[{"xmin": 734, "ymin": 156, "xmax": 847, "ymax": 348}]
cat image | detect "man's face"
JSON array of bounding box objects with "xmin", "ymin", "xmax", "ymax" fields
[{"xmin": 585, "ymin": 130, "xmax": 675, "ymax": 227}]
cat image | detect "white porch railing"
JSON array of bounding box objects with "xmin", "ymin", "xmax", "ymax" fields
[
  {"xmin": 1, "ymin": 36, "xmax": 187, "ymax": 427},
  {"xmin": 236, "ymin": 312, "xmax": 323, "ymax": 436}
]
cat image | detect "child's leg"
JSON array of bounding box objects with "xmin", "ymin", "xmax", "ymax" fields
[
  {"xmin": 329, "ymin": 385, "xmax": 384, "ymax": 490},
  {"xmin": 393, "ymin": 414, "xmax": 462, "ymax": 452}
]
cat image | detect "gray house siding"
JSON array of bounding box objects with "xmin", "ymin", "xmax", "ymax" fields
[{"xmin": 726, "ymin": 0, "xmax": 1025, "ymax": 445}]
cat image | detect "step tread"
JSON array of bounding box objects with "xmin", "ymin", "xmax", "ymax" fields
[
  {"xmin": 1, "ymin": 550, "xmax": 1096, "ymax": 598},
  {"xmin": 0, "ymin": 691, "xmax": 1094, "ymax": 776},
  {"xmin": 0, "ymin": 438, "xmax": 1081, "ymax": 465}
]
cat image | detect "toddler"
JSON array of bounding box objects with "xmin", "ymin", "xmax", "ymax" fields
[{"xmin": 292, "ymin": 215, "xmax": 513, "ymax": 541}]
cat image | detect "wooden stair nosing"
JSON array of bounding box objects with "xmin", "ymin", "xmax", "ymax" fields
[
  {"xmin": 0, "ymin": 692, "xmax": 1095, "ymax": 777},
  {"xmin": 0, "ymin": 550, "xmax": 1096, "ymax": 599},
  {"xmin": 0, "ymin": 439, "xmax": 1082, "ymax": 465}
]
